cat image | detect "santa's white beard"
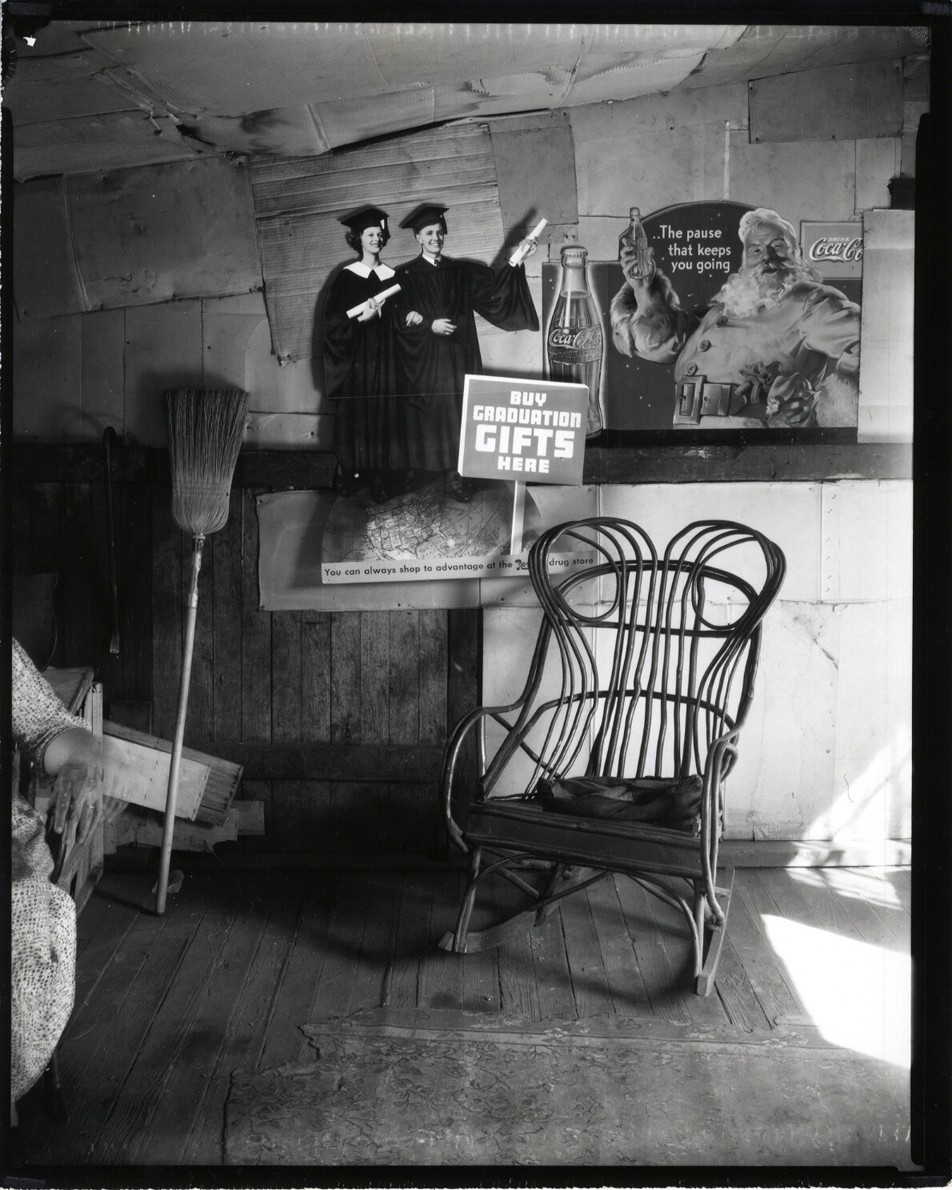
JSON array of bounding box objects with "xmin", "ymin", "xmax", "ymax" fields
[{"xmin": 715, "ymin": 263, "xmax": 816, "ymax": 319}]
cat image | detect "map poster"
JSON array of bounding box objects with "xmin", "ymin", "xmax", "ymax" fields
[{"xmin": 318, "ymin": 473, "xmax": 538, "ymax": 584}]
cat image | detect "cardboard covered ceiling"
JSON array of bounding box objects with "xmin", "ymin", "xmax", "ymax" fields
[{"xmin": 3, "ymin": 20, "xmax": 927, "ymax": 180}]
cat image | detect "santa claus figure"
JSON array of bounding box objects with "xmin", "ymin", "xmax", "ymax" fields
[{"xmin": 610, "ymin": 207, "xmax": 861, "ymax": 429}]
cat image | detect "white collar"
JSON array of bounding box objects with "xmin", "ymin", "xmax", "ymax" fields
[
  {"xmin": 345, "ymin": 261, "xmax": 395, "ymax": 280},
  {"xmin": 422, "ymin": 252, "xmax": 443, "ymax": 267}
]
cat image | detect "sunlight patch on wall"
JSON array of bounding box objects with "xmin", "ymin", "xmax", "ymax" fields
[{"xmin": 803, "ymin": 723, "xmax": 912, "ymax": 845}]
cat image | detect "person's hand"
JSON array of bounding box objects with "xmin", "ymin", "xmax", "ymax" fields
[
  {"xmin": 50, "ymin": 733, "xmax": 104, "ymax": 846},
  {"xmin": 620, "ymin": 241, "xmax": 655, "ymax": 288},
  {"xmin": 356, "ymin": 298, "xmax": 381, "ymax": 322},
  {"xmin": 520, "ymin": 236, "xmax": 539, "ymax": 260},
  {"xmin": 765, "ymin": 372, "xmax": 818, "ymax": 427},
  {"xmin": 769, "ymin": 394, "xmax": 818, "ymax": 427},
  {"xmin": 405, "ymin": 310, "xmax": 424, "ymax": 327},
  {"xmin": 431, "ymin": 318, "xmax": 457, "ymax": 336}
]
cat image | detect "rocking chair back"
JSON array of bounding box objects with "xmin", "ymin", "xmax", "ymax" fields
[{"xmin": 438, "ymin": 517, "xmax": 786, "ymax": 996}]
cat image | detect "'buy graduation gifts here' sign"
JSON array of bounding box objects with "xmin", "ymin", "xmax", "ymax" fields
[{"xmin": 458, "ymin": 375, "xmax": 588, "ymax": 487}]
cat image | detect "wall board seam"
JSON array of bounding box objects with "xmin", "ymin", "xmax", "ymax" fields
[{"xmin": 60, "ymin": 174, "xmax": 93, "ymax": 312}]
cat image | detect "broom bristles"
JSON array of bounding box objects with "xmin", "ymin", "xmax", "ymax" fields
[{"xmin": 165, "ymin": 388, "xmax": 249, "ymax": 536}]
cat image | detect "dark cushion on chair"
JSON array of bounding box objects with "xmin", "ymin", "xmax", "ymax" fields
[{"xmin": 533, "ymin": 774, "xmax": 702, "ymax": 835}]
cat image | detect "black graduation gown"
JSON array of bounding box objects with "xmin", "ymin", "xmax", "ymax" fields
[
  {"xmin": 391, "ymin": 255, "xmax": 539, "ymax": 472},
  {"xmin": 322, "ymin": 262, "xmax": 397, "ymax": 476}
]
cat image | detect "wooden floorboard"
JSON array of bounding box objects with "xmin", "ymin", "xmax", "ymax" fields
[
  {"xmin": 126, "ymin": 879, "xmax": 253, "ymax": 1165},
  {"xmin": 584, "ymin": 874, "xmax": 649, "ymax": 1016},
  {"xmin": 492, "ymin": 871, "xmax": 542, "ymax": 1020},
  {"xmin": 729, "ymin": 870, "xmax": 807, "ymax": 1027},
  {"xmin": 614, "ymin": 874, "xmax": 693, "ymax": 1023},
  {"xmin": 28, "ymin": 877, "xmax": 208, "ymax": 1166},
  {"xmin": 257, "ymin": 877, "xmax": 334, "ymax": 1072},
  {"xmin": 382, "ymin": 869, "xmax": 432, "ymax": 1013},
  {"xmin": 14, "ymin": 862, "xmax": 912, "ymax": 1170},
  {"xmin": 95, "ymin": 884, "xmax": 243, "ymax": 1166},
  {"xmin": 180, "ymin": 875, "xmax": 305, "ymax": 1167}
]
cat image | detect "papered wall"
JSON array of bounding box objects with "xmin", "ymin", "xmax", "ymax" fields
[
  {"xmin": 11, "ymin": 56, "xmax": 922, "ymax": 446},
  {"xmin": 13, "ymin": 157, "xmax": 261, "ymax": 320},
  {"xmin": 482, "ymin": 479, "xmax": 912, "ymax": 847},
  {"xmin": 251, "ymin": 123, "xmax": 525, "ymax": 363},
  {"xmin": 9, "ymin": 45, "xmax": 921, "ymax": 846}
]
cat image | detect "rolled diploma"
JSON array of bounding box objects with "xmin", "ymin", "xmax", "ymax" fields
[
  {"xmin": 508, "ymin": 218, "xmax": 548, "ymax": 266},
  {"xmin": 347, "ymin": 283, "xmax": 402, "ymax": 319}
]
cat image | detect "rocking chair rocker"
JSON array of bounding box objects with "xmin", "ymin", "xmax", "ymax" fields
[{"xmin": 438, "ymin": 517, "xmax": 785, "ymax": 995}]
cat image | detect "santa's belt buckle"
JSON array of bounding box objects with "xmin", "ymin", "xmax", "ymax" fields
[
  {"xmin": 676, "ymin": 378, "xmax": 736, "ymax": 423},
  {"xmin": 675, "ymin": 377, "xmax": 706, "ymax": 424}
]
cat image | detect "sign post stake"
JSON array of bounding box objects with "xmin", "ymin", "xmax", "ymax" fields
[{"xmin": 510, "ymin": 482, "xmax": 526, "ymax": 555}]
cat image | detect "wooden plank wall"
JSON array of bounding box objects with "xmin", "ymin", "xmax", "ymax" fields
[{"xmin": 11, "ymin": 472, "xmax": 475, "ymax": 862}]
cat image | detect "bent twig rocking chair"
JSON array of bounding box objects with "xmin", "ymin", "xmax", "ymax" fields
[{"xmin": 438, "ymin": 517, "xmax": 785, "ymax": 995}]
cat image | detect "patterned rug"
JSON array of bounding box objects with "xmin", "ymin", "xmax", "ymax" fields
[{"xmin": 224, "ymin": 1008, "xmax": 912, "ymax": 1168}]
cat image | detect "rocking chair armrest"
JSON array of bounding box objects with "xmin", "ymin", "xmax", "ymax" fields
[
  {"xmin": 440, "ymin": 702, "xmax": 529, "ymax": 851},
  {"xmin": 697, "ymin": 728, "xmax": 743, "ymax": 895}
]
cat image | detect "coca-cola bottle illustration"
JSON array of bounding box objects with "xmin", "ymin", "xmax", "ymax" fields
[
  {"xmin": 546, "ymin": 245, "xmax": 604, "ymax": 438},
  {"xmin": 618, "ymin": 206, "xmax": 653, "ymax": 278}
]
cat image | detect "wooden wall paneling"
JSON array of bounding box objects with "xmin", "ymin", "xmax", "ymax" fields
[
  {"xmin": 9, "ymin": 487, "xmax": 30, "ymax": 576},
  {"xmin": 299, "ymin": 779, "xmax": 333, "ymax": 853},
  {"xmin": 61, "ymin": 482, "xmax": 107, "ymax": 671},
  {"xmin": 300, "ymin": 617, "xmax": 332, "ymax": 853},
  {"xmin": 445, "ymin": 608, "xmax": 480, "ymax": 845},
  {"xmin": 360, "ymin": 611, "xmax": 391, "ymax": 853},
  {"xmin": 301, "ymin": 612, "xmax": 332, "ymax": 743},
  {"xmin": 115, "ymin": 481, "xmax": 153, "ymax": 707},
  {"xmin": 388, "ymin": 782, "xmax": 440, "ymax": 855},
  {"xmin": 271, "ymin": 611, "xmax": 303, "ymax": 744},
  {"xmin": 270, "ymin": 780, "xmax": 305, "ymax": 854},
  {"xmin": 183, "ymin": 521, "xmax": 216, "ymax": 743},
  {"xmin": 81, "ymin": 309, "xmax": 126, "ymax": 436},
  {"xmin": 331, "ymin": 780, "xmax": 391, "ymax": 853},
  {"xmin": 240, "ymin": 489, "xmax": 271, "ymax": 742},
  {"xmin": 151, "ymin": 493, "xmax": 183, "ymax": 740},
  {"xmin": 359, "ymin": 611, "xmax": 390, "ymax": 745},
  {"xmin": 236, "ymin": 778, "xmax": 271, "ymax": 857},
  {"xmin": 329, "ymin": 613, "xmax": 360, "ymax": 744},
  {"xmin": 388, "ymin": 610, "xmax": 420, "ymax": 744},
  {"xmin": 418, "ymin": 609, "xmax": 448, "ymax": 746},
  {"xmin": 211, "ymin": 490, "xmax": 242, "ymax": 742},
  {"xmin": 13, "ymin": 483, "xmax": 64, "ymax": 671}
]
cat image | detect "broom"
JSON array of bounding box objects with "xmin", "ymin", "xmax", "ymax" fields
[{"xmin": 155, "ymin": 387, "xmax": 249, "ymax": 914}]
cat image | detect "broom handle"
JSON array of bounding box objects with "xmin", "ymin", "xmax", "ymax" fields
[{"xmin": 155, "ymin": 535, "xmax": 204, "ymax": 914}]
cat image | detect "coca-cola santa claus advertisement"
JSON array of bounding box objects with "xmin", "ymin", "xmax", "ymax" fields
[{"xmin": 542, "ymin": 200, "xmax": 863, "ymax": 433}]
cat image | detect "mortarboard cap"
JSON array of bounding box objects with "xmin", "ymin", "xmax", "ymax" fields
[
  {"xmin": 339, "ymin": 206, "xmax": 390, "ymax": 236},
  {"xmin": 400, "ymin": 204, "xmax": 448, "ymax": 234}
]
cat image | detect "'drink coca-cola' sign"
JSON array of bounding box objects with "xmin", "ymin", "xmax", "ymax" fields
[{"xmin": 800, "ymin": 221, "xmax": 864, "ymax": 279}]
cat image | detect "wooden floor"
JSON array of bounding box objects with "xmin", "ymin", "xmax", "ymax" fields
[{"xmin": 13, "ymin": 861, "xmax": 911, "ymax": 1170}]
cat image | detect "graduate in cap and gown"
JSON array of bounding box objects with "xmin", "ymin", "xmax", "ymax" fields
[
  {"xmin": 392, "ymin": 203, "xmax": 539, "ymax": 502},
  {"xmin": 323, "ymin": 206, "xmax": 399, "ymax": 501}
]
